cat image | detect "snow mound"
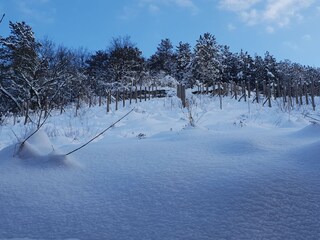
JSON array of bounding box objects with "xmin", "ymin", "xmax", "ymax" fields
[
  {"xmin": 17, "ymin": 129, "xmax": 78, "ymax": 168},
  {"xmin": 0, "ymin": 144, "xmax": 16, "ymax": 164},
  {"xmin": 290, "ymin": 123, "xmax": 320, "ymax": 138},
  {"xmin": 278, "ymin": 119, "xmax": 299, "ymax": 128},
  {"xmin": 20, "ymin": 150, "xmax": 79, "ymax": 168},
  {"xmin": 18, "ymin": 129, "xmax": 53, "ymax": 159}
]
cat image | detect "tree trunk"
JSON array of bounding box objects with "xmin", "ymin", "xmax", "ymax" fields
[{"xmin": 24, "ymin": 100, "xmax": 29, "ymax": 125}]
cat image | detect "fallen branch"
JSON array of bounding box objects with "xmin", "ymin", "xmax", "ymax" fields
[{"xmin": 65, "ymin": 108, "xmax": 135, "ymax": 156}]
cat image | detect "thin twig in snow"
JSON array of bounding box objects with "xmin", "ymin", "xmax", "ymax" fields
[
  {"xmin": 18, "ymin": 107, "xmax": 53, "ymax": 153},
  {"xmin": 65, "ymin": 108, "xmax": 135, "ymax": 156}
]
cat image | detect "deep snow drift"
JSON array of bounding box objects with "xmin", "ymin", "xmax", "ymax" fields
[{"xmin": 0, "ymin": 94, "xmax": 320, "ymax": 240}]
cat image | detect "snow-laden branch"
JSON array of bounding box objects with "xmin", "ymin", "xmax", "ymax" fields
[
  {"xmin": 0, "ymin": 84, "xmax": 23, "ymax": 111},
  {"xmin": 20, "ymin": 72, "xmax": 42, "ymax": 108}
]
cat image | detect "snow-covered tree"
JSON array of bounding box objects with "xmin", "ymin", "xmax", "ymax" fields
[
  {"xmin": 0, "ymin": 43, "xmax": 15, "ymax": 115},
  {"xmin": 237, "ymin": 50, "xmax": 254, "ymax": 84},
  {"xmin": 264, "ymin": 51, "xmax": 279, "ymax": 84},
  {"xmin": 148, "ymin": 38, "xmax": 176, "ymax": 77},
  {"xmin": 252, "ymin": 55, "xmax": 266, "ymax": 83},
  {"xmin": 219, "ymin": 45, "xmax": 238, "ymax": 83},
  {"xmin": 175, "ymin": 41, "xmax": 193, "ymax": 86},
  {"xmin": 86, "ymin": 50, "xmax": 110, "ymax": 95},
  {"xmin": 107, "ymin": 36, "xmax": 145, "ymax": 90},
  {"xmin": 192, "ymin": 33, "xmax": 221, "ymax": 86},
  {"xmin": 69, "ymin": 47, "xmax": 91, "ymax": 101},
  {"xmin": 38, "ymin": 41, "xmax": 81, "ymax": 106},
  {"xmin": 0, "ymin": 21, "xmax": 42, "ymax": 113},
  {"xmin": 36, "ymin": 39, "xmax": 92, "ymax": 110}
]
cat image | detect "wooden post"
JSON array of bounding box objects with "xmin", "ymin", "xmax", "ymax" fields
[
  {"xmin": 135, "ymin": 85, "xmax": 138, "ymax": 103},
  {"xmin": 311, "ymin": 80, "xmax": 316, "ymax": 111},
  {"xmin": 288, "ymin": 83, "xmax": 292, "ymax": 109},
  {"xmin": 116, "ymin": 91, "xmax": 119, "ymax": 110},
  {"xmin": 60, "ymin": 98, "xmax": 64, "ymax": 115},
  {"xmin": 277, "ymin": 79, "xmax": 281, "ymax": 100},
  {"xmin": 224, "ymin": 82, "xmax": 228, "ymax": 96},
  {"xmin": 107, "ymin": 92, "xmax": 110, "ymax": 113},
  {"xmin": 268, "ymin": 84, "xmax": 272, "ymax": 108},
  {"xmin": 211, "ymin": 83, "xmax": 215, "ymax": 96},
  {"xmin": 234, "ymin": 83, "xmax": 238, "ymax": 100},
  {"xmin": 295, "ymin": 82, "xmax": 299, "ymax": 105},
  {"xmin": 89, "ymin": 96, "xmax": 92, "ymax": 108},
  {"xmin": 75, "ymin": 97, "xmax": 80, "ymax": 117},
  {"xmin": 255, "ymin": 81, "xmax": 259, "ymax": 103},
  {"xmin": 271, "ymin": 81, "xmax": 275, "ymax": 99},
  {"xmin": 263, "ymin": 80, "xmax": 267, "ymax": 98},
  {"xmin": 304, "ymin": 83, "xmax": 309, "ymax": 105},
  {"xmin": 242, "ymin": 81, "xmax": 247, "ymax": 102},
  {"xmin": 144, "ymin": 86, "xmax": 147, "ymax": 101},
  {"xmin": 181, "ymin": 85, "xmax": 186, "ymax": 108},
  {"xmin": 282, "ymin": 85, "xmax": 286, "ymax": 107},
  {"xmin": 299, "ymin": 79, "xmax": 303, "ymax": 105},
  {"xmin": 219, "ymin": 81, "xmax": 222, "ymax": 109},
  {"xmin": 123, "ymin": 90, "xmax": 126, "ymax": 108},
  {"xmin": 130, "ymin": 88, "xmax": 132, "ymax": 105},
  {"xmin": 13, "ymin": 113, "xmax": 17, "ymax": 125}
]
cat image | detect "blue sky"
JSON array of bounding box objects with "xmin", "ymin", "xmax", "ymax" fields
[{"xmin": 1, "ymin": 0, "xmax": 320, "ymax": 66}]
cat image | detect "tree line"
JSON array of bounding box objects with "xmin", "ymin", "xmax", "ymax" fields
[{"xmin": 1, "ymin": 21, "xmax": 319, "ymax": 119}]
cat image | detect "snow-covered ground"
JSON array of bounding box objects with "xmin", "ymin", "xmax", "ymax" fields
[{"xmin": 1, "ymin": 92, "xmax": 320, "ymax": 240}]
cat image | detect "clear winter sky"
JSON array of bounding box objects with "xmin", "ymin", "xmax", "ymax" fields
[{"xmin": 0, "ymin": 0, "xmax": 320, "ymax": 67}]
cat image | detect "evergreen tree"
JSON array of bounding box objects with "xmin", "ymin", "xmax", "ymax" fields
[
  {"xmin": 252, "ymin": 55, "xmax": 266, "ymax": 82},
  {"xmin": 219, "ymin": 45, "xmax": 238, "ymax": 83},
  {"xmin": 264, "ymin": 51, "xmax": 279, "ymax": 84},
  {"xmin": 0, "ymin": 43, "xmax": 15, "ymax": 115},
  {"xmin": 86, "ymin": 50, "xmax": 110, "ymax": 95},
  {"xmin": 0, "ymin": 21, "xmax": 42, "ymax": 112},
  {"xmin": 175, "ymin": 41, "xmax": 192, "ymax": 86},
  {"xmin": 192, "ymin": 33, "xmax": 221, "ymax": 86},
  {"xmin": 148, "ymin": 38, "xmax": 176, "ymax": 77},
  {"xmin": 237, "ymin": 49, "xmax": 254, "ymax": 84}
]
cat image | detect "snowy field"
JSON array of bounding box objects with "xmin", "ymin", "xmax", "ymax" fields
[{"xmin": 1, "ymin": 92, "xmax": 320, "ymax": 240}]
